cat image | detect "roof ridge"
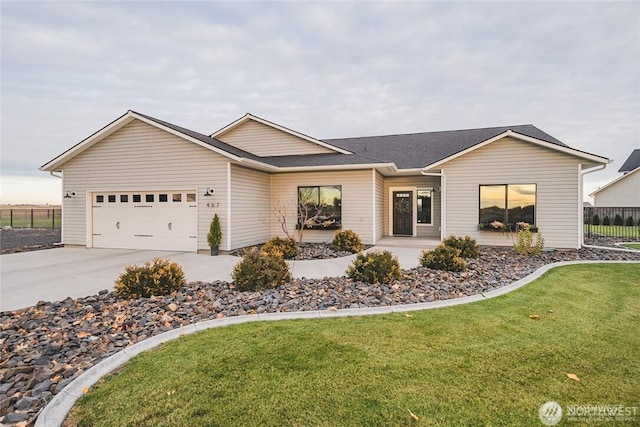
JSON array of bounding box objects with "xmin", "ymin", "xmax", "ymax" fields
[{"xmin": 324, "ymin": 124, "xmax": 535, "ymax": 141}]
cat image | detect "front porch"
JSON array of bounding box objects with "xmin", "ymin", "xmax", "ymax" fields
[{"xmin": 375, "ymin": 236, "xmax": 441, "ymax": 249}]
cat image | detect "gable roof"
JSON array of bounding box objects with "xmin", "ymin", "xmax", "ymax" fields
[
  {"xmin": 211, "ymin": 113, "xmax": 351, "ymax": 155},
  {"xmin": 325, "ymin": 124, "xmax": 607, "ymax": 170},
  {"xmin": 590, "ymin": 166, "xmax": 640, "ymax": 196},
  {"xmin": 41, "ymin": 110, "xmax": 610, "ymax": 175},
  {"xmin": 618, "ymin": 149, "xmax": 640, "ymax": 173}
]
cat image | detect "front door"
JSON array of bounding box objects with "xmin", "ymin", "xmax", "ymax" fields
[{"xmin": 393, "ymin": 191, "xmax": 413, "ymax": 235}]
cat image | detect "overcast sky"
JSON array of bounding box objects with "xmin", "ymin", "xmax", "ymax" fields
[{"xmin": 1, "ymin": 1, "xmax": 638, "ymax": 204}]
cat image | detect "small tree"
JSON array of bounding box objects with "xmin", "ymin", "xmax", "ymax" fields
[
  {"xmin": 602, "ymin": 215, "xmax": 611, "ymax": 226},
  {"xmin": 626, "ymin": 216, "xmax": 635, "ymax": 227},
  {"xmin": 614, "ymin": 214, "xmax": 623, "ymax": 226},
  {"xmin": 207, "ymin": 214, "xmax": 222, "ymax": 254},
  {"xmin": 592, "ymin": 214, "xmax": 600, "ymax": 226},
  {"xmin": 273, "ymin": 195, "xmax": 326, "ymax": 244}
]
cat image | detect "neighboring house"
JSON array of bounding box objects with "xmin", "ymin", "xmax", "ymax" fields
[
  {"xmin": 40, "ymin": 111, "xmax": 609, "ymax": 252},
  {"xmin": 590, "ymin": 149, "xmax": 640, "ymax": 207}
]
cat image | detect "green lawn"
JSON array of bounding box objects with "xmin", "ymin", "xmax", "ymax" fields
[
  {"xmin": 584, "ymin": 224, "xmax": 639, "ymax": 238},
  {"xmin": 0, "ymin": 209, "xmax": 61, "ymax": 229},
  {"xmin": 620, "ymin": 243, "xmax": 640, "ymax": 250},
  {"xmin": 67, "ymin": 264, "xmax": 640, "ymax": 427}
]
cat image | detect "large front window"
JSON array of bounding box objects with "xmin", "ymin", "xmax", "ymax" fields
[
  {"xmin": 298, "ymin": 185, "xmax": 342, "ymax": 230},
  {"xmin": 479, "ymin": 184, "xmax": 536, "ymax": 227}
]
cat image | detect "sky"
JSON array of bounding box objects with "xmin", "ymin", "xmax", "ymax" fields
[{"xmin": 1, "ymin": 1, "xmax": 639, "ymax": 205}]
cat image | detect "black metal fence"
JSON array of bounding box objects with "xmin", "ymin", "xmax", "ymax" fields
[
  {"xmin": 0, "ymin": 209, "xmax": 61, "ymax": 229},
  {"xmin": 584, "ymin": 207, "xmax": 640, "ymax": 240}
]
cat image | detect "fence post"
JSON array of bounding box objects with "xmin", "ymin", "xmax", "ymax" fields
[
  {"xmin": 31, "ymin": 209, "xmax": 34, "ymax": 228},
  {"xmin": 52, "ymin": 209, "xmax": 55, "ymax": 229},
  {"xmin": 10, "ymin": 209, "xmax": 13, "ymax": 228}
]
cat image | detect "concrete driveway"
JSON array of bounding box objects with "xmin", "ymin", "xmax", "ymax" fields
[{"xmin": 0, "ymin": 246, "xmax": 423, "ymax": 312}]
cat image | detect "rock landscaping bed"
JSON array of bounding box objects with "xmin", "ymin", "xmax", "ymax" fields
[
  {"xmin": 229, "ymin": 242, "xmax": 369, "ymax": 260},
  {"xmin": 1, "ymin": 246, "xmax": 639, "ymax": 425},
  {"xmin": 0, "ymin": 229, "xmax": 62, "ymax": 255}
]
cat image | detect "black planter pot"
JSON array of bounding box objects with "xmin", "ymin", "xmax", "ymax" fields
[{"xmin": 210, "ymin": 246, "xmax": 219, "ymax": 256}]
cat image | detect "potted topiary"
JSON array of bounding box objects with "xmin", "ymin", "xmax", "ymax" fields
[{"xmin": 207, "ymin": 214, "xmax": 222, "ymax": 256}]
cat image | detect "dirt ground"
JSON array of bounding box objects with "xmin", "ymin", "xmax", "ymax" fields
[{"xmin": 0, "ymin": 228, "xmax": 62, "ymax": 254}]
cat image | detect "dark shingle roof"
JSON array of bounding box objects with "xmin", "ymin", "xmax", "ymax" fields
[
  {"xmin": 134, "ymin": 112, "xmax": 585, "ymax": 171},
  {"xmin": 618, "ymin": 149, "xmax": 640, "ymax": 173},
  {"xmin": 324, "ymin": 125, "xmax": 568, "ymax": 169}
]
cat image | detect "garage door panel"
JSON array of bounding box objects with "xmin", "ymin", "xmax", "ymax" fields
[{"xmin": 92, "ymin": 191, "xmax": 197, "ymax": 252}]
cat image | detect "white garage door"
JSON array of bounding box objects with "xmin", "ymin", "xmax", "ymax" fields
[{"xmin": 92, "ymin": 191, "xmax": 197, "ymax": 251}]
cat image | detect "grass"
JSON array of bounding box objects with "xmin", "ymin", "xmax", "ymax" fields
[
  {"xmin": 620, "ymin": 243, "xmax": 640, "ymax": 250},
  {"xmin": 67, "ymin": 264, "xmax": 640, "ymax": 427},
  {"xmin": 0, "ymin": 208, "xmax": 61, "ymax": 229},
  {"xmin": 584, "ymin": 224, "xmax": 639, "ymax": 238}
]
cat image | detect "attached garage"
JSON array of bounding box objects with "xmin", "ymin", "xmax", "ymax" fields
[{"xmin": 90, "ymin": 190, "xmax": 197, "ymax": 251}]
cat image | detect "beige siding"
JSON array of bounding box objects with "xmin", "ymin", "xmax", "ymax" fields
[
  {"xmin": 217, "ymin": 120, "xmax": 334, "ymax": 157},
  {"xmin": 375, "ymin": 171, "xmax": 385, "ymax": 242},
  {"xmin": 60, "ymin": 120, "xmax": 229, "ymax": 251},
  {"xmin": 230, "ymin": 164, "xmax": 271, "ymax": 249},
  {"xmin": 270, "ymin": 170, "xmax": 374, "ymax": 244},
  {"xmin": 383, "ymin": 176, "xmax": 441, "ymax": 238},
  {"xmin": 593, "ymin": 171, "xmax": 640, "ymax": 207},
  {"xmin": 439, "ymin": 137, "xmax": 583, "ymax": 248}
]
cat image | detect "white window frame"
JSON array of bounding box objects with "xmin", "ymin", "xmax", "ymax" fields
[{"xmin": 416, "ymin": 188, "xmax": 434, "ymax": 227}]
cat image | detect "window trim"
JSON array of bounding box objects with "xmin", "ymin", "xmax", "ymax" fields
[{"xmin": 478, "ymin": 183, "xmax": 537, "ymax": 229}]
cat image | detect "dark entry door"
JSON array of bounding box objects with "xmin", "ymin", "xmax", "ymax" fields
[{"xmin": 393, "ymin": 191, "xmax": 413, "ymax": 235}]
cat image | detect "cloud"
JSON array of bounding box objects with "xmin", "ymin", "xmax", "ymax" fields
[{"xmin": 1, "ymin": 1, "xmax": 638, "ymax": 204}]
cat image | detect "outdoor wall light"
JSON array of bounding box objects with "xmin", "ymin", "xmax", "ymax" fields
[
  {"xmin": 63, "ymin": 191, "xmax": 77, "ymax": 198},
  {"xmin": 203, "ymin": 187, "xmax": 216, "ymax": 197}
]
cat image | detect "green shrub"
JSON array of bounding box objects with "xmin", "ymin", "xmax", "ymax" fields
[
  {"xmin": 614, "ymin": 214, "xmax": 624, "ymax": 226},
  {"xmin": 232, "ymin": 248, "xmax": 291, "ymax": 291},
  {"xmin": 625, "ymin": 216, "xmax": 635, "ymax": 227},
  {"xmin": 592, "ymin": 214, "xmax": 600, "ymax": 226},
  {"xmin": 346, "ymin": 250, "xmax": 402, "ymax": 284},
  {"xmin": 207, "ymin": 214, "xmax": 222, "ymax": 247},
  {"xmin": 114, "ymin": 258, "xmax": 186, "ymax": 299},
  {"xmin": 602, "ymin": 216, "xmax": 611, "ymax": 226},
  {"xmin": 331, "ymin": 229, "xmax": 364, "ymax": 253},
  {"xmin": 442, "ymin": 235, "xmax": 479, "ymax": 258},
  {"xmin": 513, "ymin": 224, "xmax": 544, "ymax": 255},
  {"xmin": 262, "ymin": 236, "xmax": 298, "ymax": 259},
  {"xmin": 420, "ymin": 244, "xmax": 466, "ymax": 272}
]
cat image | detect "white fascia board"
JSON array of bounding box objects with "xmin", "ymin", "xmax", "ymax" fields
[
  {"xmin": 211, "ymin": 113, "xmax": 352, "ymax": 155},
  {"xmin": 420, "ymin": 130, "xmax": 610, "ymax": 172},
  {"xmin": 589, "ymin": 166, "xmax": 640, "ymax": 196},
  {"xmin": 274, "ymin": 163, "xmax": 398, "ymax": 173},
  {"xmin": 40, "ymin": 111, "xmax": 136, "ymax": 171}
]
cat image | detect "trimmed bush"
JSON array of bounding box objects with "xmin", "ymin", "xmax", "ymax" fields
[
  {"xmin": 514, "ymin": 224, "xmax": 544, "ymax": 255},
  {"xmin": 592, "ymin": 214, "xmax": 600, "ymax": 226},
  {"xmin": 626, "ymin": 216, "xmax": 635, "ymax": 227},
  {"xmin": 614, "ymin": 214, "xmax": 624, "ymax": 226},
  {"xmin": 442, "ymin": 235, "xmax": 479, "ymax": 258},
  {"xmin": 114, "ymin": 258, "xmax": 186, "ymax": 299},
  {"xmin": 332, "ymin": 229, "xmax": 364, "ymax": 253},
  {"xmin": 420, "ymin": 244, "xmax": 466, "ymax": 272},
  {"xmin": 262, "ymin": 236, "xmax": 298, "ymax": 259},
  {"xmin": 346, "ymin": 250, "xmax": 402, "ymax": 284},
  {"xmin": 602, "ymin": 216, "xmax": 611, "ymax": 226},
  {"xmin": 232, "ymin": 248, "xmax": 291, "ymax": 292}
]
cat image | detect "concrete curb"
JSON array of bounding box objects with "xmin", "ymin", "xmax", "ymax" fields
[{"xmin": 35, "ymin": 260, "xmax": 640, "ymax": 427}]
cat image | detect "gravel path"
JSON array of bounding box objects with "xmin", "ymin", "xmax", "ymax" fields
[{"xmin": 1, "ymin": 246, "xmax": 639, "ymax": 425}]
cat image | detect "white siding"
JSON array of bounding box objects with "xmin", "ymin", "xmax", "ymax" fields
[
  {"xmin": 60, "ymin": 120, "xmax": 229, "ymax": 251},
  {"xmin": 217, "ymin": 120, "xmax": 334, "ymax": 156},
  {"xmin": 593, "ymin": 171, "xmax": 640, "ymax": 207},
  {"xmin": 439, "ymin": 137, "xmax": 584, "ymax": 248},
  {"xmin": 270, "ymin": 170, "xmax": 374, "ymax": 244},
  {"xmin": 230, "ymin": 164, "xmax": 271, "ymax": 249},
  {"xmin": 383, "ymin": 176, "xmax": 441, "ymax": 238}
]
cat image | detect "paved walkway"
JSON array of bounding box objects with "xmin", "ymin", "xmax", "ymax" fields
[{"xmin": 0, "ymin": 246, "xmax": 424, "ymax": 312}]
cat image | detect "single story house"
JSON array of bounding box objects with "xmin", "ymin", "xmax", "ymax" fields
[
  {"xmin": 590, "ymin": 149, "xmax": 640, "ymax": 207},
  {"xmin": 41, "ymin": 111, "xmax": 610, "ymax": 252}
]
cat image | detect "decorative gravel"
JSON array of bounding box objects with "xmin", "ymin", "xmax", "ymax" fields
[
  {"xmin": 1, "ymin": 247, "xmax": 639, "ymax": 425},
  {"xmin": 229, "ymin": 242, "xmax": 366, "ymax": 260},
  {"xmin": 0, "ymin": 229, "xmax": 61, "ymax": 255}
]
